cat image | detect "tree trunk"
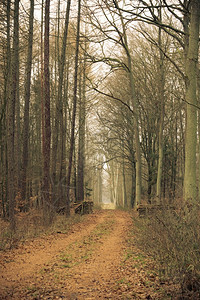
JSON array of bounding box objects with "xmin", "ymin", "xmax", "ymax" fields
[
  {"xmin": 97, "ymin": 165, "xmax": 102, "ymax": 203},
  {"xmin": 156, "ymin": 15, "xmax": 165, "ymax": 202},
  {"xmin": 122, "ymin": 159, "xmax": 127, "ymax": 208},
  {"xmin": 51, "ymin": 0, "xmax": 71, "ymax": 206},
  {"xmin": 41, "ymin": 0, "xmax": 45, "ymax": 172},
  {"xmin": 115, "ymin": 2, "xmax": 142, "ymax": 206},
  {"xmin": 21, "ymin": 0, "xmax": 34, "ymax": 209},
  {"xmin": 183, "ymin": 0, "xmax": 200, "ymax": 202},
  {"xmin": 1, "ymin": 0, "xmax": 11, "ymax": 217},
  {"xmin": 198, "ymin": 68, "xmax": 200, "ymax": 201},
  {"xmin": 43, "ymin": 0, "xmax": 52, "ymax": 221},
  {"xmin": 127, "ymin": 53, "xmax": 142, "ymax": 206},
  {"xmin": 7, "ymin": 0, "xmax": 20, "ymax": 229},
  {"xmin": 66, "ymin": 0, "xmax": 81, "ymax": 215},
  {"xmin": 77, "ymin": 54, "xmax": 86, "ymax": 203}
]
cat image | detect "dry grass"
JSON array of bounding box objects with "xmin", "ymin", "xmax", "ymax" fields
[
  {"xmin": 0, "ymin": 209, "xmax": 82, "ymax": 250},
  {"xmin": 134, "ymin": 200, "xmax": 200, "ymax": 299}
]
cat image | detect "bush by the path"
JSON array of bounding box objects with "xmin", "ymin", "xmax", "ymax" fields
[
  {"xmin": 0, "ymin": 210, "xmax": 82, "ymax": 250},
  {"xmin": 134, "ymin": 201, "xmax": 200, "ymax": 299}
]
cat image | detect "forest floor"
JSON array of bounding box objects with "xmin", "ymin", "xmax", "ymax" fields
[{"xmin": 0, "ymin": 210, "xmax": 173, "ymax": 299}]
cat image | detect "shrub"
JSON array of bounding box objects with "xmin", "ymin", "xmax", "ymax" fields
[
  {"xmin": 134, "ymin": 201, "xmax": 200, "ymax": 299},
  {"xmin": 0, "ymin": 209, "xmax": 82, "ymax": 250}
]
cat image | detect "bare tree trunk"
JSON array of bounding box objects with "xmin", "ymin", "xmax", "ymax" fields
[
  {"xmin": 7, "ymin": 0, "xmax": 20, "ymax": 229},
  {"xmin": 183, "ymin": 0, "xmax": 200, "ymax": 202},
  {"xmin": 127, "ymin": 52, "xmax": 142, "ymax": 206},
  {"xmin": 114, "ymin": 1, "xmax": 142, "ymax": 206},
  {"xmin": 66, "ymin": 0, "xmax": 81, "ymax": 215},
  {"xmin": 1, "ymin": 0, "xmax": 11, "ymax": 218},
  {"xmin": 59, "ymin": 61, "xmax": 70, "ymax": 207},
  {"xmin": 41, "ymin": 0, "xmax": 45, "ymax": 169},
  {"xmin": 15, "ymin": 49, "xmax": 20, "ymax": 197},
  {"xmin": 21, "ymin": 0, "xmax": 34, "ymax": 209},
  {"xmin": 43, "ymin": 0, "xmax": 52, "ymax": 222},
  {"xmin": 77, "ymin": 53, "xmax": 86, "ymax": 203},
  {"xmin": 51, "ymin": 0, "xmax": 71, "ymax": 206},
  {"xmin": 121, "ymin": 159, "xmax": 127, "ymax": 208},
  {"xmin": 156, "ymin": 9, "xmax": 165, "ymax": 202},
  {"xmin": 98, "ymin": 166, "xmax": 102, "ymax": 204},
  {"xmin": 198, "ymin": 68, "xmax": 200, "ymax": 201}
]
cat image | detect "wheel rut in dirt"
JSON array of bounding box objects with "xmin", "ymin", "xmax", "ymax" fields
[
  {"xmin": 64, "ymin": 210, "xmax": 130, "ymax": 299},
  {"xmin": 0, "ymin": 210, "xmax": 132, "ymax": 299}
]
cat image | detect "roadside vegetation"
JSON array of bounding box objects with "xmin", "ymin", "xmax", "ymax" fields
[
  {"xmin": 0, "ymin": 209, "xmax": 82, "ymax": 250},
  {"xmin": 134, "ymin": 201, "xmax": 200, "ymax": 299}
]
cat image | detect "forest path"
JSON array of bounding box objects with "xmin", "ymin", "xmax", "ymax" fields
[{"xmin": 0, "ymin": 210, "xmax": 165, "ymax": 299}]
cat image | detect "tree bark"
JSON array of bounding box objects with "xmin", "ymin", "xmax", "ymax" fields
[
  {"xmin": 156, "ymin": 9, "xmax": 165, "ymax": 202},
  {"xmin": 21, "ymin": 0, "xmax": 34, "ymax": 208},
  {"xmin": 41, "ymin": 0, "xmax": 45, "ymax": 170},
  {"xmin": 77, "ymin": 53, "xmax": 86, "ymax": 203},
  {"xmin": 43, "ymin": 0, "xmax": 52, "ymax": 221},
  {"xmin": 7, "ymin": 0, "xmax": 20, "ymax": 229},
  {"xmin": 1, "ymin": 0, "xmax": 11, "ymax": 217},
  {"xmin": 66, "ymin": 0, "xmax": 81, "ymax": 215},
  {"xmin": 127, "ymin": 48, "xmax": 142, "ymax": 206},
  {"xmin": 114, "ymin": 1, "xmax": 142, "ymax": 206},
  {"xmin": 51, "ymin": 0, "xmax": 71, "ymax": 205},
  {"xmin": 183, "ymin": 0, "xmax": 200, "ymax": 202},
  {"xmin": 198, "ymin": 68, "xmax": 200, "ymax": 201}
]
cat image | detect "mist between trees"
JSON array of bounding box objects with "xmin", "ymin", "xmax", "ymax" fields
[{"xmin": 0, "ymin": 0, "xmax": 200, "ymax": 228}]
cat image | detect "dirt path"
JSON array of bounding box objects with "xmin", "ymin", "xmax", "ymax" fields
[{"xmin": 0, "ymin": 210, "xmax": 166, "ymax": 299}]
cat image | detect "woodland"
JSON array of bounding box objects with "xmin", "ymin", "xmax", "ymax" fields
[
  {"xmin": 1, "ymin": 0, "xmax": 200, "ymax": 222},
  {"xmin": 0, "ymin": 0, "xmax": 200, "ymax": 298}
]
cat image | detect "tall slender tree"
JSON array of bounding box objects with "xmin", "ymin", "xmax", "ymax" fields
[
  {"xmin": 66, "ymin": 0, "xmax": 81, "ymax": 215},
  {"xmin": 7, "ymin": 0, "xmax": 20, "ymax": 229},
  {"xmin": 113, "ymin": 0, "xmax": 142, "ymax": 206},
  {"xmin": 77, "ymin": 50, "xmax": 86, "ymax": 203},
  {"xmin": 43, "ymin": 0, "xmax": 51, "ymax": 221},
  {"xmin": 20, "ymin": 0, "xmax": 34, "ymax": 208},
  {"xmin": 51, "ymin": 0, "xmax": 71, "ymax": 206},
  {"xmin": 156, "ymin": 7, "xmax": 165, "ymax": 202},
  {"xmin": 183, "ymin": 0, "xmax": 200, "ymax": 202},
  {"xmin": 1, "ymin": 0, "xmax": 11, "ymax": 217},
  {"xmin": 41, "ymin": 0, "xmax": 45, "ymax": 171}
]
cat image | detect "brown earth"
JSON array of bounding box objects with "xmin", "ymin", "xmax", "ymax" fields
[{"xmin": 0, "ymin": 210, "xmax": 170, "ymax": 299}]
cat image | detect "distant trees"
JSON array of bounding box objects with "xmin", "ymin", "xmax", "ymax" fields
[
  {"xmin": 84, "ymin": 0, "xmax": 200, "ymax": 204},
  {"xmin": 85, "ymin": 0, "xmax": 142, "ymax": 205}
]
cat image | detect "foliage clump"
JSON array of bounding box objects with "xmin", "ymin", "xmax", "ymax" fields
[{"xmin": 134, "ymin": 201, "xmax": 200, "ymax": 299}]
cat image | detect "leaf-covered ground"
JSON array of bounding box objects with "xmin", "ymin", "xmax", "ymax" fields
[{"xmin": 0, "ymin": 210, "xmax": 173, "ymax": 299}]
